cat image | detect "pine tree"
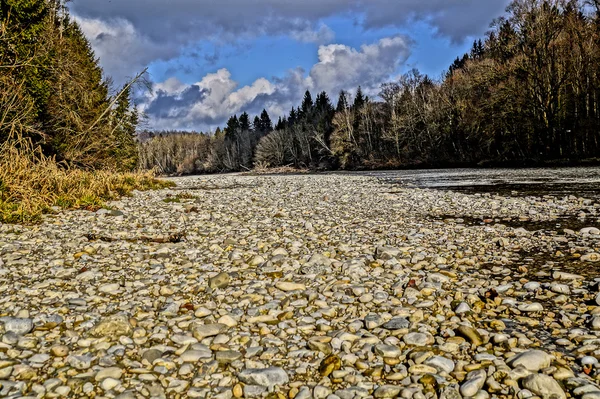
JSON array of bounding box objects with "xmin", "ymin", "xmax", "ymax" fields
[
  {"xmin": 336, "ymin": 91, "xmax": 348, "ymax": 113},
  {"xmin": 259, "ymin": 109, "xmax": 273, "ymax": 134},
  {"xmin": 300, "ymin": 90, "xmax": 314, "ymax": 119},
  {"xmin": 288, "ymin": 107, "xmax": 297, "ymax": 127},
  {"xmin": 239, "ymin": 112, "xmax": 250, "ymax": 131},
  {"xmin": 253, "ymin": 116, "xmax": 261, "ymax": 132},
  {"xmin": 224, "ymin": 115, "xmax": 239, "ymax": 142},
  {"xmin": 353, "ymin": 86, "xmax": 365, "ymax": 111}
]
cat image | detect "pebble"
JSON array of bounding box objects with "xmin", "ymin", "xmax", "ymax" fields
[
  {"xmin": 238, "ymin": 367, "xmax": 289, "ymax": 388},
  {"xmin": 522, "ymin": 374, "xmax": 566, "ymax": 399},
  {"xmin": 0, "ymin": 174, "xmax": 597, "ymax": 397}
]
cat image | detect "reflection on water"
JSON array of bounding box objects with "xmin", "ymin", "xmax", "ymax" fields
[{"xmin": 356, "ymin": 167, "xmax": 600, "ymax": 199}]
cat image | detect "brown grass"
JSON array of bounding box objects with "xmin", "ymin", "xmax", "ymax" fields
[{"xmin": 0, "ymin": 137, "xmax": 173, "ymax": 224}]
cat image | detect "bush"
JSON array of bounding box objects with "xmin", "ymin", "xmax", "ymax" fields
[{"xmin": 254, "ymin": 130, "xmax": 289, "ymax": 167}]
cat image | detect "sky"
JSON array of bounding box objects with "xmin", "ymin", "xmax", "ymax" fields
[{"xmin": 68, "ymin": 0, "xmax": 511, "ymax": 132}]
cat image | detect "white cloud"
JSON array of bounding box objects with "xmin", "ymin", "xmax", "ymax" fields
[
  {"xmin": 75, "ymin": 16, "xmax": 175, "ymax": 84},
  {"xmin": 141, "ymin": 36, "xmax": 411, "ymax": 131},
  {"xmin": 70, "ymin": 0, "xmax": 510, "ymax": 85}
]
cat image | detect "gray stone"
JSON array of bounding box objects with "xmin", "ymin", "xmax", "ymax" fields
[
  {"xmin": 238, "ymin": 367, "xmax": 289, "ymax": 388},
  {"xmin": 1, "ymin": 317, "xmax": 33, "ymax": 335},
  {"xmin": 382, "ymin": 317, "xmax": 410, "ymax": 330}
]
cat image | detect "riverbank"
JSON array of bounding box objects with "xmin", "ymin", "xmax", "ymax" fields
[{"xmin": 1, "ymin": 174, "xmax": 600, "ymax": 397}]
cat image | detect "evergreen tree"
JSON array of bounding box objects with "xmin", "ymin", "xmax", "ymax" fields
[
  {"xmin": 275, "ymin": 117, "xmax": 287, "ymax": 131},
  {"xmin": 239, "ymin": 112, "xmax": 250, "ymax": 131},
  {"xmin": 353, "ymin": 86, "xmax": 365, "ymax": 110},
  {"xmin": 224, "ymin": 115, "xmax": 239, "ymax": 142},
  {"xmin": 253, "ymin": 116, "xmax": 261, "ymax": 132},
  {"xmin": 288, "ymin": 107, "xmax": 297, "ymax": 127},
  {"xmin": 259, "ymin": 109, "xmax": 273, "ymax": 133},
  {"xmin": 336, "ymin": 91, "xmax": 348, "ymax": 113},
  {"xmin": 300, "ymin": 90, "xmax": 314, "ymax": 119}
]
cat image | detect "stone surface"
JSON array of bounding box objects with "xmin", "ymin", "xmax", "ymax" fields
[
  {"xmin": 522, "ymin": 374, "xmax": 566, "ymax": 399},
  {"xmin": 0, "ymin": 173, "xmax": 598, "ymax": 398}
]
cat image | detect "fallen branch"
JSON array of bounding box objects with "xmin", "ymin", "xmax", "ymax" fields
[{"xmin": 85, "ymin": 232, "xmax": 185, "ymax": 244}]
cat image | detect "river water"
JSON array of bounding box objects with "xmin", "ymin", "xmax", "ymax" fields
[{"xmin": 353, "ymin": 166, "xmax": 600, "ymax": 199}]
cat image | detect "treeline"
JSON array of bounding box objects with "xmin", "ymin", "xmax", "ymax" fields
[
  {"xmin": 1, "ymin": 0, "xmax": 139, "ymax": 170},
  {"xmin": 140, "ymin": 0, "xmax": 600, "ymax": 173}
]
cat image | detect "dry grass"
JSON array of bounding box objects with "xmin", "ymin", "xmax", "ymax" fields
[{"xmin": 0, "ymin": 137, "xmax": 173, "ymax": 224}]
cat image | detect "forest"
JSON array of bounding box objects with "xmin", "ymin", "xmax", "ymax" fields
[
  {"xmin": 0, "ymin": 0, "xmax": 164, "ymax": 223},
  {"xmin": 139, "ymin": 0, "xmax": 600, "ymax": 174},
  {"xmin": 0, "ymin": 0, "xmax": 139, "ymax": 170}
]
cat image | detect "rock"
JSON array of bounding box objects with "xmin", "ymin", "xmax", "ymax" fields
[
  {"xmin": 460, "ymin": 369, "xmax": 487, "ymax": 397},
  {"xmin": 275, "ymin": 281, "xmax": 306, "ymax": 292},
  {"xmin": 364, "ymin": 314, "xmax": 384, "ymax": 330},
  {"xmin": 425, "ymin": 355, "xmax": 455, "ymax": 374},
  {"xmin": 518, "ymin": 303, "xmax": 543, "ymax": 312},
  {"xmin": 374, "ymin": 344, "xmax": 402, "ymax": 358},
  {"xmin": 238, "ymin": 367, "xmax": 289, "ymax": 388},
  {"xmin": 521, "ymin": 374, "xmax": 566, "ymax": 399},
  {"xmin": 191, "ymin": 323, "xmax": 228, "ymax": 340},
  {"xmin": 403, "ymin": 332, "xmax": 434, "ymax": 346},
  {"xmin": 456, "ymin": 326, "xmax": 484, "ymax": 346},
  {"xmin": 382, "ymin": 317, "xmax": 409, "ymax": 330},
  {"xmin": 95, "ymin": 367, "xmax": 123, "ymax": 381},
  {"xmin": 374, "ymin": 386, "xmax": 402, "ymax": 398},
  {"xmin": 99, "ymin": 283, "xmax": 120, "ymax": 294},
  {"xmin": 508, "ymin": 350, "xmax": 553, "ymax": 371},
  {"xmin": 141, "ymin": 349, "xmax": 163, "ymax": 365},
  {"xmin": 455, "ymin": 302, "xmax": 471, "ymax": 314},
  {"xmin": 180, "ymin": 349, "xmax": 212, "ymax": 362},
  {"xmin": 216, "ymin": 350, "xmax": 242, "ymax": 364},
  {"xmin": 89, "ymin": 314, "xmax": 132, "ymax": 338},
  {"xmin": 67, "ymin": 354, "xmax": 93, "ymax": 370},
  {"xmin": 319, "ymin": 354, "xmax": 341, "ymax": 377},
  {"xmin": 0, "ymin": 317, "xmax": 33, "ymax": 335},
  {"xmin": 209, "ymin": 272, "xmax": 231, "ymax": 289},
  {"xmin": 581, "ymin": 253, "xmax": 600, "ymax": 262},
  {"xmin": 376, "ymin": 246, "xmax": 401, "ymax": 260}
]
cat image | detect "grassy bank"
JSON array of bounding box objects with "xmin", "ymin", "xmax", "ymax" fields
[{"xmin": 0, "ymin": 138, "xmax": 173, "ymax": 224}]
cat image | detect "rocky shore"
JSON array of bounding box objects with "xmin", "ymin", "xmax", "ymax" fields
[{"xmin": 1, "ymin": 174, "xmax": 600, "ymax": 399}]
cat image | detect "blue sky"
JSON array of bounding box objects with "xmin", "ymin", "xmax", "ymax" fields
[
  {"xmin": 69, "ymin": 0, "xmax": 510, "ymax": 131},
  {"xmin": 148, "ymin": 18, "xmax": 467, "ymax": 88}
]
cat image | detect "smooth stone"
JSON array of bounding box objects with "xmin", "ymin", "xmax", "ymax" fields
[
  {"xmin": 508, "ymin": 350, "xmax": 553, "ymax": 372},
  {"xmin": 0, "ymin": 317, "xmax": 33, "ymax": 335},
  {"xmin": 460, "ymin": 369, "xmax": 486, "ymax": 397},
  {"xmin": 382, "ymin": 317, "xmax": 410, "ymax": 330},
  {"xmin": 275, "ymin": 281, "xmax": 306, "ymax": 292},
  {"xmin": 518, "ymin": 303, "xmax": 544, "ymax": 312},
  {"xmin": 238, "ymin": 367, "xmax": 289, "ymax": 388},
  {"xmin": 374, "ymin": 386, "xmax": 402, "ymax": 398},
  {"xmin": 425, "ymin": 355, "xmax": 455, "ymax": 374},
  {"xmin": 99, "ymin": 283, "xmax": 120, "ymax": 294},
  {"xmin": 374, "ymin": 344, "xmax": 402, "ymax": 358},
  {"xmin": 456, "ymin": 326, "xmax": 484, "ymax": 346},
  {"xmin": 521, "ymin": 374, "xmax": 566, "ymax": 399},
  {"xmin": 95, "ymin": 367, "xmax": 123, "ymax": 381},
  {"xmin": 180, "ymin": 350, "xmax": 212, "ymax": 362},
  {"xmin": 191, "ymin": 323, "xmax": 228, "ymax": 340},
  {"xmin": 403, "ymin": 332, "xmax": 434, "ymax": 346}
]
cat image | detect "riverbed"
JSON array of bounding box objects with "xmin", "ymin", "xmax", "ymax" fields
[{"xmin": 0, "ymin": 172, "xmax": 599, "ymax": 397}]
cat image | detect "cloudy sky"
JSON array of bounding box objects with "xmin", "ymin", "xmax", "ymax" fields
[{"xmin": 68, "ymin": 0, "xmax": 510, "ymax": 132}]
